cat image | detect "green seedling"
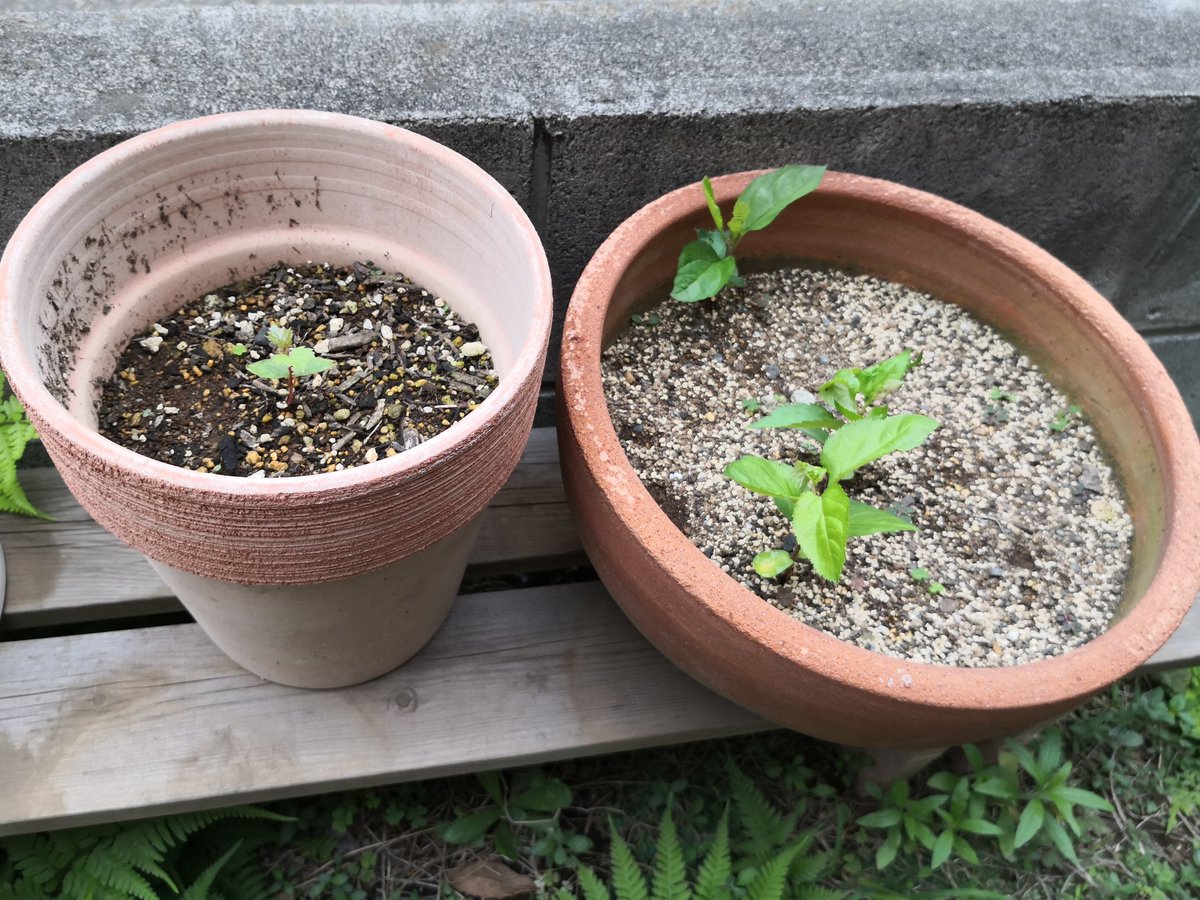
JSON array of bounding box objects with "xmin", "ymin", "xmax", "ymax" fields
[
  {"xmin": 228, "ymin": 342, "xmax": 248, "ymax": 357},
  {"xmin": 726, "ymin": 351, "xmax": 938, "ymax": 583},
  {"xmin": 671, "ymin": 165, "xmax": 826, "ymax": 303},
  {"xmin": 0, "ymin": 370, "xmax": 50, "ymax": 519},
  {"xmin": 983, "ymin": 386, "xmax": 1013, "ymax": 424},
  {"xmin": 909, "ymin": 567, "xmax": 945, "ymax": 595},
  {"xmin": 630, "ymin": 312, "xmax": 661, "ymax": 327},
  {"xmin": 741, "ymin": 397, "xmax": 762, "ymax": 413},
  {"xmin": 1051, "ymin": 404, "xmax": 1083, "ymax": 432},
  {"xmin": 246, "ymin": 329, "xmax": 333, "ymax": 406}
]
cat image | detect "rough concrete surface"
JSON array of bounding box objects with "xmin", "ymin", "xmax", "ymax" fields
[
  {"xmin": 1149, "ymin": 335, "xmax": 1200, "ymax": 428},
  {"xmin": 0, "ymin": 0, "xmax": 1198, "ymax": 393}
]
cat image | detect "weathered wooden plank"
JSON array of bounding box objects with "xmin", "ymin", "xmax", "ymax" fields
[
  {"xmin": 1144, "ymin": 598, "xmax": 1200, "ymax": 672},
  {"xmin": 0, "ymin": 582, "xmax": 768, "ymax": 835},
  {"xmin": 0, "ymin": 429, "xmax": 582, "ymax": 630}
]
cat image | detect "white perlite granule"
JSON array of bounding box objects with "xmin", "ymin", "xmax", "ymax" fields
[{"xmin": 602, "ymin": 267, "xmax": 1133, "ymax": 668}]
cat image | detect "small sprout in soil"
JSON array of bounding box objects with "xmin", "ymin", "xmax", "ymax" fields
[
  {"xmin": 928, "ymin": 581, "xmax": 946, "ymax": 595},
  {"xmin": 909, "ymin": 567, "xmax": 931, "ymax": 582},
  {"xmin": 1051, "ymin": 404, "xmax": 1083, "ymax": 432},
  {"xmin": 988, "ymin": 387, "xmax": 1014, "ymax": 403},
  {"xmin": 909, "ymin": 567, "xmax": 945, "ymax": 595},
  {"xmin": 726, "ymin": 350, "xmax": 939, "ymax": 584},
  {"xmin": 752, "ymin": 549, "xmax": 794, "ymax": 579},
  {"xmin": 267, "ymin": 325, "xmax": 294, "ymax": 352},
  {"xmin": 671, "ymin": 165, "xmax": 826, "ymax": 303},
  {"xmin": 631, "ymin": 313, "xmax": 661, "ymax": 327},
  {"xmin": 228, "ymin": 342, "xmax": 248, "ymax": 357},
  {"xmin": 741, "ymin": 397, "xmax": 761, "ymax": 413},
  {"xmin": 246, "ymin": 344, "xmax": 333, "ymax": 407},
  {"xmin": 983, "ymin": 387, "xmax": 1013, "ymax": 425}
]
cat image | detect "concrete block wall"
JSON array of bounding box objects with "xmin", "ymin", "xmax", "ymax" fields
[{"xmin": 2, "ymin": 0, "xmax": 1198, "ymax": 423}]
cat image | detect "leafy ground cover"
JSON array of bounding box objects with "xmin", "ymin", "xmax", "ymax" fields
[{"xmin": 4, "ymin": 668, "xmax": 1200, "ymax": 899}]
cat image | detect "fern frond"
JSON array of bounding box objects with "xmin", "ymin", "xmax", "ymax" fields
[
  {"xmin": 67, "ymin": 852, "xmax": 160, "ymax": 900},
  {"xmin": 693, "ymin": 809, "xmax": 732, "ymax": 900},
  {"xmin": 610, "ymin": 827, "xmax": 650, "ymax": 900},
  {"xmin": 745, "ymin": 843, "xmax": 800, "ymax": 900},
  {"xmin": 792, "ymin": 889, "xmax": 847, "ymax": 900},
  {"xmin": 651, "ymin": 807, "xmax": 690, "ymax": 900},
  {"xmin": 109, "ymin": 827, "xmax": 175, "ymax": 892},
  {"xmin": 179, "ymin": 841, "xmax": 241, "ymax": 900},
  {"xmin": 578, "ymin": 865, "xmax": 614, "ymax": 900},
  {"xmin": 726, "ymin": 762, "xmax": 796, "ymax": 863}
]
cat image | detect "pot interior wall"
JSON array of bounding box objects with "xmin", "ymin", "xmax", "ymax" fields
[
  {"xmin": 13, "ymin": 120, "xmax": 537, "ymax": 429},
  {"xmin": 599, "ymin": 192, "xmax": 1167, "ymax": 624}
]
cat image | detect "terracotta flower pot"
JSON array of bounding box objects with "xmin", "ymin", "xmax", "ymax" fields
[
  {"xmin": 0, "ymin": 110, "xmax": 552, "ymax": 688},
  {"xmin": 557, "ymin": 170, "xmax": 1200, "ymax": 750}
]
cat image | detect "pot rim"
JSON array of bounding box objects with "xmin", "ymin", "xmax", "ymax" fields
[
  {"xmin": 560, "ymin": 169, "xmax": 1200, "ymax": 710},
  {"xmin": 0, "ymin": 109, "xmax": 553, "ymax": 499}
]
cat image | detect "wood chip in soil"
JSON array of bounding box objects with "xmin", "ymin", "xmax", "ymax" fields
[
  {"xmin": 98, "ymin": 261, "xmax": 498, "ymax": 478},
  {"xmin": 602, "ymin": 266, "xmax": 1133, "ymax": 668}
]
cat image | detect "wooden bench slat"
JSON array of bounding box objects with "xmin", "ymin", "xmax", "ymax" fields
[
  {"xmin": 0, "ymin": 582, "xmax": 767, "ymax": 836},
  {"xmin": 0, "ymin": 428, "xmax": 583, "ymax": 630}
]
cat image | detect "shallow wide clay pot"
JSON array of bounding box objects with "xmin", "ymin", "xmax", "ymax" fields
[
  {"xmin": 0, "ymin": 110, "xmax": 551, "ymax": 688},
  {"xmin": 558, "ymin": 170, "xmax": 1200, "ymax": 749}
]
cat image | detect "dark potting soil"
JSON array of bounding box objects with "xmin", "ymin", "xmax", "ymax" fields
[{"xmin": 98, "ymin": 261, "xmax": 498, "ymax": 478}]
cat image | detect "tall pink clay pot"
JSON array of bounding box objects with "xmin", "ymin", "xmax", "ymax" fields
[
  {"xmin": 558, "ymin": 170, "xmax": 1200, "ymax": 749},
  {"xmin": 0, "ymin": 110, "xmax": 552, "ymax": 688}
]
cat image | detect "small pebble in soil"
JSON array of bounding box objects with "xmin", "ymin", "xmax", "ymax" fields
[
  {"xmin": 98, "ymin": 261, "xmax": 498, "ymax": 478},
  {"xmin": 602, "ymin": 266, "xmax": 1133, "ymax": 669}
]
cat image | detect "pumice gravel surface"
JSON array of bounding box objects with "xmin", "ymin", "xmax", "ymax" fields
[
  {"xmin": 99, "ymin": 261, "xmax": 497, "ymax": 478},
  {"xmin": 602, "ymin": 267, "xmax": 1133, "ymax": 668}
]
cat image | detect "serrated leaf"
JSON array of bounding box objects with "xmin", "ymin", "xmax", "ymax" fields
[
  {"xmin": 0, "ymin": 424, "xmax": 50, "ymax": 520},
  {"xmin": 791, "ymin": 483, "xmax": 849, "ymax": 582},
  {"xmin": 443, "ymin": 806, "xmax": 501, "ymax": 844},
  {"xmin": 285, "ymin": 346, "xmax": 333, "ymax": 377},
  {"xmin": 703, "ymin": 176, "xmax": 724, "ymax": 231},
  {"xmin": 179, "ymin": 840, "xmax": 242, "ymax": 900},
  {"xmin": 724, "ymin": 456, "xmax": 807, "ymax": 503},
  {"xmin": 847, "ymin": 500, "xmax": 916, "ymax": 538},
  {"xmin": 743, "ymin": 843, "xmax": 800, "ymax": 900},
  {"xmin": 748, "ymin": 403, "xmax": 841, "ymax": 432},
  {"xmin": 246, "ymin": 354, "xmax": 293, "ymax": 382},
  {"xmin": 752, "ymin": 550, "xmax": 793, "ymax": 579},
  {"xmin": 610, "ymin": 827, "xmax": 650, "ymax": 900},
  {"xmin": 820, "ymin": 414, "xmax": 939, "ymax": 483},
  {"xmin": 856, "ymin": 351, "xmax": 918, "ymax": 404},
  {"xmin": 817, "ymin": 372, "xmax": 862, "ymax": 420},
  {"xmin": 1013, "ymin": 798, "xmax": 1044, "ymax": 849},
  {"xmin": 728, "ymin": 165, "xmax": 825, "ymax": 237},
  {"xmin": 694, "ymin": 810, "xmax": 732, "ymax": 900},
  {"xmin": 651, "ymin": 808, "xmax": 690, "ymax": 900},
  {"xmin": 579, "ymin": 866, "xmax": 614, "ymax": 900}
]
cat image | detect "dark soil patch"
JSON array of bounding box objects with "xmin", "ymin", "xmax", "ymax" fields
[{"xmin": 98, "ymin": 261, "xmax": 497, "ymax": 478}]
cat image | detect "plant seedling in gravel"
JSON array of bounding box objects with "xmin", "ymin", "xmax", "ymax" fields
[
  {"xmin": 726, "ymin": 350, "xmax": 938, "ymax": 583},
  {"xmin": 246, "ymin": 326, "xmax": 333, "ymax": 407},
  {"xmin": 1051, "ymin": 404, "xmax": 1083, "ymax": 432},
  {"xmin": 0, "ymin": 370, "xmax": 50, "ymax": 519},
  {"xmin": 909, "ymin": 566, "xmax": 946, "ymax": 595},
  {"xmin": 671, "ymin": 165, "xmax": 826, "ymax": 302}
]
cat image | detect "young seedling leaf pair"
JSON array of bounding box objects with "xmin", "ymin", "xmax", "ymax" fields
[
  {"xmin": 245, "ymin": 325, "xmax": 333, "ymax": 406},
  {"xmin": 671, "ymin": 166, "xmax": 826, "ymax": 303},
  {"xmin": 726, "ymin": 351, "xmax": 938, "ymax": 584}
]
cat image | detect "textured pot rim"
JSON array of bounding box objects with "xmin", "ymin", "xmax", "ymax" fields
[
  {"xmin": 560, "ymin": 169, "xmax": 1200, "ymax": 711},
  {"xmin": 0, "ymin": 109, "xmax": 553, "ymax": 500}
]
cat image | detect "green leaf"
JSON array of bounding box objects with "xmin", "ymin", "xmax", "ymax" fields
[
  {"xmin": 513, "ymin": 774, "xmax": 571, "ymax": 813},
  {"xmin": 959, "ymin": 818, "xmax": 1005, "ymax": 837},
  {"xmin": 285, "ymin": 346, "xmax": 333, "ymax": 377},
  {"xmin": 694, "ymin": 810, "xmax": 732, "ymax": 900},
  {"xmin": 671, "ymin": 241, "xmax": 738, "ymax": 302},
  {"xmin": 443, "ymin": 806, "xmax": 501, "ymax": 844},
  {"xmin": 791, "ymin": 483, "xmax": 850, "ymax": 583},
  {"xmin": 246, "ymin": 354, "xmax": 293, "ymax": 382},
  {"xmin": 1013, "ymin": 798, "xmax": 1045, "ymax": 849},
  {"xmin": 703, "ymin": 176, "xmax": 724, "ymax": 231},
  {"xmin": 817, "ymin": 372, "xmax": 862, "ymax": 420},
  {"xmin": 1050, "ymin": 786, "xmax": 1114, "ymax": 812},
  {"xmin": 856, "ymin": 809, "xmax": 902, "ymax": 829},
  {"xmin": 493, "ymin": 819, "xmax": 519, "ymax": 861},
  {"xmin": 909, "ymin": 567, "xmax": 930, "ymax": 581},
  {"xmin": 1005, "ymin": 740, "xmax": 1043, "ymax": 782},
  {"xmin": 267, "ymin": 324, "xmax": 293, "ymax": 350},
  {"xmin": 580, "ymin": 866, "xmax": 614, "ymax": 900},
  {"xmin": 752, "ymin": 551, "xmax": 794, "ymax": 580},
  {"xmin": 930, "ymin": 830, "xmax": 954, "ymax": 870},
  {"xmin": 1036, "ymin": 728, "xmax": 1064, "ymax": 773},
  {"xmin": 724, "ymin": 456, "xmax": 807, "ymax": 503},
  {"xmin": 0, "ymin": 420, "xmax": 51, "ymax": 520},
  {"xmin": 741, "ymin": 397, "xmax": 761, "ymax": 412},
  {"xmin": 697, "ymin": 229, "xmax": 727, "ymax": 258},
  {"xmin": 650, "ymin": 808, "xmax": 690, "ymax": 900},
  {"xmin": 610, "ymin": 827, "xmax": 650, "ymax": 900},
  {"xmin": 1041, "ymin": 815, "xmax": 1080, "ymax": 864},
  {"xmin": 728, "ymin": 166, "xmax": 825, "ymax": 237},
  {"xmin": 857, "ymin": 351, "xmax": 918, "ymax": 404},
  {"xmin": 179, "ymin": 840, "xmax": 242, "ymax": 900},
  {"xmin": 748, "ymin": 403, "xmax": 841, "ymax": 432},
  {"xmin": 973, "ymin": 776, "xmax": 1019, "ymax": 801},
  {"xmin": 846, "ymin": 500, "xmax": 915, "ymax": 538},
  {"xmin": 875, "ymin": 828, "xmax": 901, "ymax": 871},
  {"xmin": 477, "ymin": 771, "xmax": 504, "ymax": 806},
  {"xmin": 743, "ymin": 843, "xmax": 800, "ymax": 900},
  {"xmin": 820, "ymin": 414, "xmax": 939, "ymax": 483}
]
